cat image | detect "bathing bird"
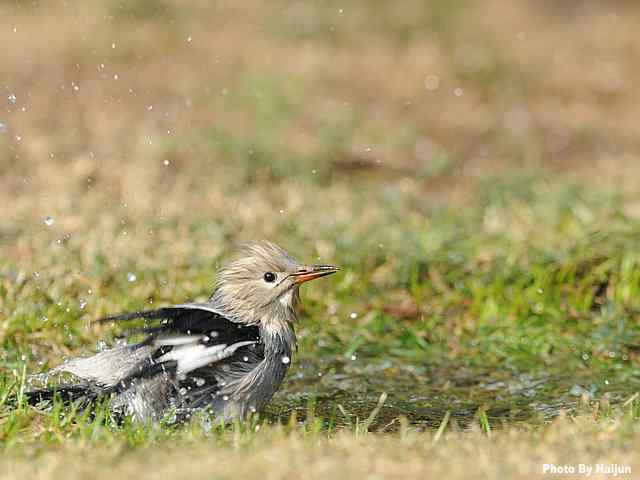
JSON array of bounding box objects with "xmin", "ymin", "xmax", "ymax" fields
[{"xmin": 26, "ymin": 241, "xmax": 339, "ymax": 423}]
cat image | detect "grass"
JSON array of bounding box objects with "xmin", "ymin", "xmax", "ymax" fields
[
  {"xmin": 2, "ymin": 389, "xmax": 640, "ymax": 479},
  {"xmin": 3, "ymin": 173, "xmax": 640, "ymax": 477},
  {"xmin": 2, "ymin": 0, "xmax": 640, "ymax": 478}
]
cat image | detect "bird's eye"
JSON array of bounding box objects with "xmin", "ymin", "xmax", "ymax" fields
[{"xmin": 263, "ymin": 272, "xmax": 277, "ymax": 283}]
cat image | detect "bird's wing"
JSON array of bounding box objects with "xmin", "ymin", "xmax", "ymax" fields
[
  {"xmin": 102, "ymin": 302, "xmax": 258, "ymax": 342},
  {"xmin": 55, "ymin": 304, "xmax": 260, "ymax": 387},
  {"xmin": 105, "ymin": 303, "xmax": 261, "ymax": 377},
  {"xmin": 100, "ymin": 302, "xmax": 239, "ymax": 334}
]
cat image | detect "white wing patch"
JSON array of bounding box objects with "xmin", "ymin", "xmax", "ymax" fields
[
  {"xmin": 154, "ymin": 335, "xmax": 203, "ymax": 346},
  {"xmin": 156, "ymin": 340, "xmax": 256, "ymax": 376}
]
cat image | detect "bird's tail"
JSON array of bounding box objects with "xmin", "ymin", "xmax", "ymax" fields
[
  {"xmin": 21, "ymin": 343, "xmax": 170, "ymax": 422},
  {"xmin": 23, "ymin": 384, "xmax": 100, "ymax": 409},
  {"xmin": 19, "ymin": 344, "xmax": 147, "ymax": 411}
]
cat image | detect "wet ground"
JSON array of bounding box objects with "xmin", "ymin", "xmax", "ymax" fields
[{"xmin": 268, "ymin": 357, "xmax": 637, "ymax": 431}]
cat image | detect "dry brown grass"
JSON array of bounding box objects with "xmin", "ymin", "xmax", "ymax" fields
[
  {"xmin": 3, "ymin": 415, "xmax": 639, "ymax": 480},
  {"xmin": 2, "ymin": 1, "xmax": 640, "ymax": 228}
]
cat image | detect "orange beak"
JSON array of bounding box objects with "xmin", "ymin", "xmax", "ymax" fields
[{"xmin": 292, "ymin": 265, "xmax": 340, "ymax": 284}]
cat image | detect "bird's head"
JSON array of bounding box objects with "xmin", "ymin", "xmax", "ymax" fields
[{"xmin": 210, "ymin": 241, "xmax": 339, "ymax": 326}]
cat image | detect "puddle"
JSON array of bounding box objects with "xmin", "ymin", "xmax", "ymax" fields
[{"xmin": 266, "ymin": 357, "xmax": 636, "ymax": 431}]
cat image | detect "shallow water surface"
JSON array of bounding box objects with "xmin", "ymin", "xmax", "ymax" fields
[{"xmin": 267, "ymin": 357, "xmax": 636, "ymax": 431}]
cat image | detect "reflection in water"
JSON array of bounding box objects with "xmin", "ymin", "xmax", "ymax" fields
[{"xmin": 266, "ymin": 359, "xmax": 630, "ymax": 431}]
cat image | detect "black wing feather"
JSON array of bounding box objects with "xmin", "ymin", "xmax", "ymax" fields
[
  {"xmin": 98, "ymin": 307, "xmax": 187, "ymax": 323},
  {"xmin": 98, "ymin": 304, "xmax": 260, "ymax": 343},
  {"xmin": 28, "ymin": 304, "xmax": 263, "ymax": 421}
]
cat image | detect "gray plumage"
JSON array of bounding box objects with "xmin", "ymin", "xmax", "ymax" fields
[{"xmin": 27, "ymin": 241, "xmax": 338, "ymax": 423}]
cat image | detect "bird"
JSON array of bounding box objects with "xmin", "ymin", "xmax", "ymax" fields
[{"xmin": 26, "ymin": 241, "xmax": 339, "ymax": 424}]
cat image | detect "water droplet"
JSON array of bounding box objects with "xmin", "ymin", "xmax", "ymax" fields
[
  {"xmin": 281, "ymin": 356, "xmax": 290, "ymax": 364},
  {"xmin": 350, "ymin": 354, "xmax": 357, "ymax": 361},
  {"xmin": 44, "ymin": 216, "xmax": 54, "ymax": 226},
  {"xmin": 201, "ymin": 414, "xmax": 212, "ymax": 434},
  {"xmin": 242, "ymin": 356, "xmax": 249, "ymax": 362},
  {"xmin": 7, "ymin": 93, "xmax": 16, "ymax": 104},
  {"xmin": 349, "ymin": 312, "xmax": 358, "ymax": 319},
  {"xmin": 570, "ymin": 385, "xmax": 584, "ymax": 396},
  {"xmin": 165, "ymin": 412, "xmax": 177, "ymax": 423},
  {"xmin": 126, "ymin": 272, "xmax": 137, "ymax": 283},
  {"xmin": 29, "ymin": 372, "xmax": 49, "ymax": 387},
  {"xmin": 424, "ymin": 75, "xmax": 440, "ymax": 91}
]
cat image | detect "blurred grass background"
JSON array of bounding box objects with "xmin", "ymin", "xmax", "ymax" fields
[{"xmin": 2, "ymin": 0, "xmax": 640, "ymax": 476}]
